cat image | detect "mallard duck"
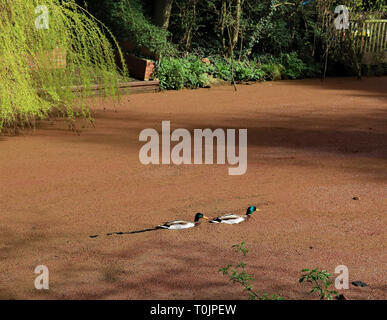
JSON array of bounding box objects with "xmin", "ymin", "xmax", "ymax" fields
[
  {"xmin": 156, "ymin": 212, "xmax": 209, "ymax": 230},
  {"xmin": 209, "ymin": 206, "xmax": 259, "ymax": 224}
]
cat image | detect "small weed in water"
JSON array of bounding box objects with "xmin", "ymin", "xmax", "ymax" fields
[
  {"xmin": 299, "ymin": 268, "xmax": 339, "ymax": 300},
  {"xmin": 219, "ymin": 242, "xmax": 283, "ymax": 300}
]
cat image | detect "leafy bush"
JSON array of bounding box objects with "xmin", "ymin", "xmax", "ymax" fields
[
  {"xmin": 156, "ymin": 58, "xmax": 185, "ymax": 90},
  {"xmin": 261, "ymin": 63, "xmax": 284, "ymax": 80},
  {"xmin": 156, "ymin": 55, "xmax": 268, "ymax": 90},
  {"xmin": 80, "ymin": 0, "xmax": 172, "ymax": 57},
  {"xmin": 361, "ymin": 63, "xmax": 387, "ymax": 77},
  {"xmin": 233, "ymin": 60, "xmax": 266, "ymax": 82},
  {"xmin": 156, "ymin": 56, "xmax": 214, "ymax": 90},
  {"xmin": 257, "ymin": 52, "xmax": 321, "ymax": 80},
  {"xmin": 279, "ymin": 52, "xmax": 307, "ymax": 79},
  {"xmin": 212, "ymin": 59, "xmax": 233, "ymax": 82},
  {"xmin": 111, "ymin": 0, "xmax": 171, "ymax": 56},
  {"xmin": 156, "ymin": 51, "xmax": 322, "ymax": 90}
]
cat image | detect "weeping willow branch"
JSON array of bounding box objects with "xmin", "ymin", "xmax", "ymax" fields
[{"xmin": 0, "ymin": 0, "xmax": 127, "ymax": 133}]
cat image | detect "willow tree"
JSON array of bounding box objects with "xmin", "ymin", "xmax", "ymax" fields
[{"xmin": 0, "ymin": 0, "xmax": 126, "ymax": 133}]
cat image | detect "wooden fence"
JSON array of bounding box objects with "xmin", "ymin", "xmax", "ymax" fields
[{"xmin": 351, "ymin": 19, "xmax": 387, "ymax": 54}]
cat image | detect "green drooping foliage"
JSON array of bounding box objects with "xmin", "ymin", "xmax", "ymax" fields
[{"xmin": 0, "ymin": 0, "xmax": 126, "ymax": 132}]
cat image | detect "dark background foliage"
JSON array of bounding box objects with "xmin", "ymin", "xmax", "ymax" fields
[{"xmin": 75, "ymin": 0, "xmax": 386, "ymax": 88}]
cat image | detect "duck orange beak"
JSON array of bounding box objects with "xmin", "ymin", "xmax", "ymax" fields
[{"xmin": 203, "ymin": 216, "xmax": 209, "ymax": 220}]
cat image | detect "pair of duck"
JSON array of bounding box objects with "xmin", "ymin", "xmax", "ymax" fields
[{"xmin": 157, "ymin": 206, "xmax": 259, "ymax": 230}]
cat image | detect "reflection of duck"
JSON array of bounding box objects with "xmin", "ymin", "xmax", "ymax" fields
[
  {"xmin": 157, "ymin": 213, "xmax": 209, "ymax": 230},
  {"xmin": 209, "ymin": 206, "xmax": 259, "ymax": 224}
]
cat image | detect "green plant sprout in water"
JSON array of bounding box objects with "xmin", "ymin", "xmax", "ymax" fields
[
  {"xmin": 299, "ymin": 268, "xmax": 339, "ymax": 300},
  {"xmin": 219, "ymin": 242, "xmax": 283, "ymax": 300}
]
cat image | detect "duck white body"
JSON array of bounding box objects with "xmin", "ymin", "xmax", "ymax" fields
[
  {"xmin": 209, "ymin": 206, "xmax": 259, "ymax": 225},
  {"xmin": 209, "ymin": 214, "xmax": 247, "ymax": 224},
  {"xmin": 157, "ymin": 220, "xmax": 196, "ymax": 230},
  {"xmin": 157, "ymin": 213, "xmax": 208, "ymax": 230}
]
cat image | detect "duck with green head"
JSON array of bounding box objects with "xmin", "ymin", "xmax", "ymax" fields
[
  {"xmin": 157, "ymin": 212, "xmax": 209, "ymax": 230},
  {"xmin": 209, "ymin": 206, "xmax": 259, "ymax": 224}
]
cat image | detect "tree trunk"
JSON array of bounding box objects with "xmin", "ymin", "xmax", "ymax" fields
[
  {"xmin": 220, "ymin": 0, "xmax": 227, "ymax": 55},
  {"xmin": 152, "ymin": 0, "xmax": 174, "ymax": 30},
  {"xmin": 220, "ymin": 0, "xmax": 243, "ymax": 57},
  {"xmin": 183, "ymin": 0, "xmax": 197, "ymax": 51},
  {"xmin": 229, "ymin": 0, "xmax": 242, "ymax": 56}
]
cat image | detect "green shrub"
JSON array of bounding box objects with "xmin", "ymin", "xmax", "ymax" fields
[
  {"xmin": 373, "ymin": 64, "xmax": 386, "ymax": 77},
  {"xmin": 157, "ymin": 52, "xmax": 321, "ymax": 91},
  {"xmin": 83, "ymin": 0, "xmax": 172, "ymax": 58},
  {"xmin": 261, "ymin": 63, "xmax": 284, "ymax": 80},
  {"xmin": 212, "ymin": 58, "xmax": 233, "ymax": 82},
  {"xmin": 157, "ymin": 55, "xmax": 267, "ymax": 90},
  {"xmin": 156, "ymin": 58, "xmax": 185, "ymax": 90},
  {"xmin": 257, "ymin": 52, "xmax": 321, "ymax": 80},
  {"xmin": 279, "ymin": 52, "xmax": 307, "ymax": 79},
  {"xmin": 361, "ymin": 63, "xmax": 387, "ymax": 77},
  {"xmin": 156, "ymin": 55, "xmax": 213, "ymax": 90},
  {"xmin": 233, "ymin": 60, "xmax": 265, "ymax": 82}
]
